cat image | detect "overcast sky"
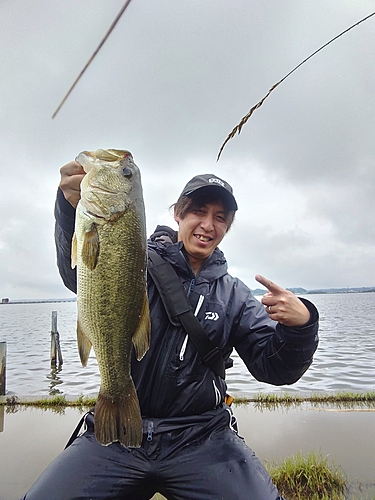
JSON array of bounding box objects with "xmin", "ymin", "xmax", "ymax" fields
[{"xmin": 1, "ymin": 0, "xmax": 374, "ymax": 299}]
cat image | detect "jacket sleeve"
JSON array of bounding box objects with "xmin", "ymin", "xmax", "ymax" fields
[
  {"xmin": 233, "ymin": 289, "xmax": 319, "ymax": 386},
  {"xmin": 54, "ymin": 188, "xmax": 77, "ymax": 293}
]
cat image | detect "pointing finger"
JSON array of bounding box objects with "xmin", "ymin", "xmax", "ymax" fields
[{"xmin": 255, "ymin": 274, "xmax": 284, "ymax": 294}]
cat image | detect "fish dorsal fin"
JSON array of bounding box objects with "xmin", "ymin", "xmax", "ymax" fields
[
  {"xmin": 82, "ymin": 223, "xmax": 100, "ymax": 270},
  {"xmin": 77, "ymin": 318, "xmax": 92, "ymax": 367},
  {"xmin": 71, "ymin": 232, "xmax": 78, "ymax": 269},
  {"xmin": 132, "ymin": 291, "xmax": 150, "ymax": 361}
]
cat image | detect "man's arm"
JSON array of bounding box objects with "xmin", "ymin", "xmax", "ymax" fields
[{"xmin": 233, "ymin": 278, "xmax": 319, "ymax": 386}]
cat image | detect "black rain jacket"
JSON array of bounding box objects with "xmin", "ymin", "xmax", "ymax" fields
[{"xmin": 55, "ymin": 188, "xmax": 319, "ymax": 419}]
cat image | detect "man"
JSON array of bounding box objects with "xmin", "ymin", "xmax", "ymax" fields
[{"xmin": 23, "ymin": 161, "xmax": 319, "ymax": 500}]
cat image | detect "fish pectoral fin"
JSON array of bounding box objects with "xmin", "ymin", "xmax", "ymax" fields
[
  {"xmin": 81, "ymin": 223, "xmax": 100, "ymax": 270},
  {"xmin": 71, "ymin": 232, "xmax": 78, "ymax": 269},
  {"xmin": 94, "ymin": 380, "xmax": 142, "ymax": 447},
  {"xmin": 132, "ymin": 291, "xmax": 151, "ymax": 361},
  {"xmin": 77, "ymin": 320, "xmax": 92, "ymax": 367}
]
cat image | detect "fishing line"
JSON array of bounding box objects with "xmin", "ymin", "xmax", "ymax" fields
[
  {"xmin": 217, "ymin": 10, "xmax": 375, "ymax": 161},
  {"xmin": 52, "ymin": 0, "xmax": 134, "ymax": 119}
]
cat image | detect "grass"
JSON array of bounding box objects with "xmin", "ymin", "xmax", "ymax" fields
[
  {"xmin": 233, "ymin": 391, "xmax": 375, "ymax": 410},
  {"xmin": 2, "ymin": 391, "xmax": 375, "ymax": 409},
  {"xmin": 148, "ymin": 453, "xmax": 350, "ymax": 500},
  {"xmin": 0, "ymin": 394, "xmax": 97, "ymax": 410},
  {"xmin": 266, "ymin": 451, "xmax": 347, "ymax": 500}
]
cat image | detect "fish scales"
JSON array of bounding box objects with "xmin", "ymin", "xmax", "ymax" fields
[
  {"xmin": 78, "ymin": 211, "xmax": 145, "ymax": 386},
  {"xmin": 72, "ymin": 149, "xmax": 150, "ymax": 448}
]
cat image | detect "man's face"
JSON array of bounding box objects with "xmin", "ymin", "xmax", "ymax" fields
[{"xmin": 175, "ymin": 200, "xmax": 229, "ymax": 274}]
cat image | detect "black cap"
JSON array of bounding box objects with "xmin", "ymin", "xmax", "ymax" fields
[{"xmin": 180, "ymin": 174, "xmax": 238, "ymax": 211}]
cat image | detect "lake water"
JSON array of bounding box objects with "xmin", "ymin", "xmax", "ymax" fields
[
  {"xmin": 1, "ymin": 293, "xmax": 375, "ymax": 397},
  {"xmin": 2, "ymin": 405, "xmax": 375, "ymax": 499},
  {"xmin": 1, "ymin": 294, "xmax": 375, "ymax": 500}
]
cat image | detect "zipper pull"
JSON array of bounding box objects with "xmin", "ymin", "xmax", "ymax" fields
[
  {"xmin": 179, "ymin": 294, "xmax": 204, "ymax": 361},
  {"xmin": 147, "ymin": 421, "xmax": 154, "ymax": 442},
  {"xmin": 189, "ymin": 278, "xmax": 195, "ymax": 293},
  {"xmin": 179, "ymin": 334, "xmax": 189, "ymax": 361}
]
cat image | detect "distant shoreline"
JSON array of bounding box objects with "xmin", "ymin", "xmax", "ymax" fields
[
  {"xmin": 0, "ymin": 298, "xmax": 76, "ymax": 305},
  {"xmin": 2, "ymin": 288, "xmax": 375, "ymax": 304},
  {"xmin": 252, "ymin": 287, "xmax": 375, "ymax": 296}
]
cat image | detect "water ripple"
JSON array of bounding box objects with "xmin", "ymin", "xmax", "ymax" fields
[{"xmin": 1, "ymin": 293, "xmax": 375, "ymax": 397}]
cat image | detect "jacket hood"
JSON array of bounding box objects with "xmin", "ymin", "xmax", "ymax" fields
[{"xmin": 148, "ymin": 225, "xmax": 228, "ymax": 281}]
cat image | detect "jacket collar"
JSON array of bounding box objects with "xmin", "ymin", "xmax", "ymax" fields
[{"xmin": 148, "ymin": 225, "xmax": 228, "ymax": 281}]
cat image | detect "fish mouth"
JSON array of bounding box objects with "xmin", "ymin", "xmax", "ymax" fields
[{"xmin": 76, "ymin": 152, "xmax": 94, "ymax": 174}]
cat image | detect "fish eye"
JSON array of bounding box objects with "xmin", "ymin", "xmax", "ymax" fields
[{"xmin": 122, "ymin": 167, "xmax": 132, "ymax": 177}]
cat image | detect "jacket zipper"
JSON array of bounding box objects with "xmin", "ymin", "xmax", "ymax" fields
[
  {"xmin": 147, "ymin": 321, "xmax": 178, "ymax": 414},
  {"xmin": 147, "ymin": 421, "xmax": 154, "ymax": 441},
  {"xmin": 212, "ymin": 379, "xmax": 221, "ymax": 406},
  {"xmin": 179, "ymin": 335, "xmax": 189, "ymax": 361},
  {"xmin": 148, "ymin": 251, "xmax": 209, "ymax": 415}
]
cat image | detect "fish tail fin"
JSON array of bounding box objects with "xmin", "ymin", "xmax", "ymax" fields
[
  {"xmin": 94, "ymin": 380, "xmax": 143, "ymax": 448},
  {"xmin": 132, "ymin": 291, "xmax": 150, "ymax": 361},
  {"xmin": 77, "ymin": 319, "xmax": 92, "ymax": 367}
]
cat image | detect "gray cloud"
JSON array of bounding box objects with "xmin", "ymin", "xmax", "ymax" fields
[{"xmin": 0, "ymin": 0, "xmax": 374, "ymax": 298}]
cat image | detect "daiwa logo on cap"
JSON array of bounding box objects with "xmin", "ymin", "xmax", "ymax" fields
[{"xmin": 208, "ymin": 178, "xmax": 225, "ymax": 188}]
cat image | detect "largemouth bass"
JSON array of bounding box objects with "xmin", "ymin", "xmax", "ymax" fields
[{"xmin": 72, "ymin": 149, "xmax": 150, "ymax": 447}]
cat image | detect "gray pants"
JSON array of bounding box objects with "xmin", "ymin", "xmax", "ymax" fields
[{"xmin": 22, "ymin": 409, "xmax": 283, "ymax": 500}]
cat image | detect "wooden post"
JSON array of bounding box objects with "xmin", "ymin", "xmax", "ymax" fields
[
  {"xmin": 50, "ymin": 311, "xmax": 63, "ymax": 368},
  {"xmin": 57, "ymin": 332, "xmax": 63, "ymax": 366},
  {"xmin": 0, "ymin": 342, "xmax": 6, "ymax": 396}
]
